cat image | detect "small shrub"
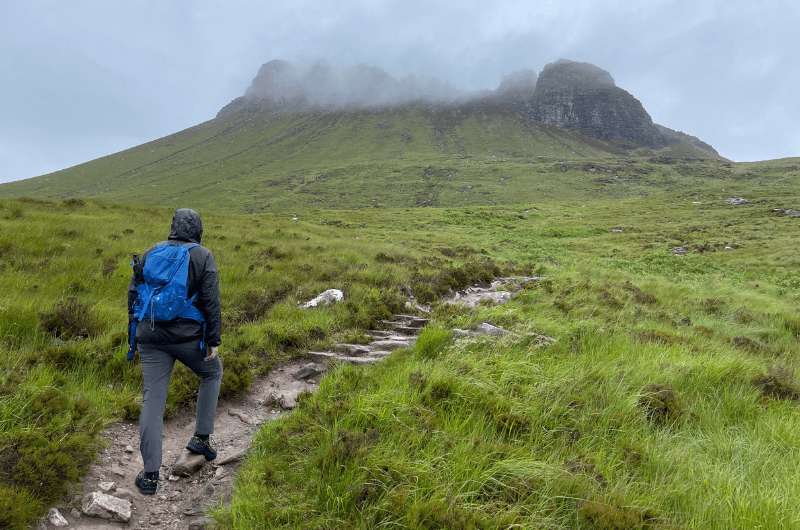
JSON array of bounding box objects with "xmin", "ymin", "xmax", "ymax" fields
[
  {"xmin": 753, "ymin": 365, "xmax": 800, "ymax": 401},
  {"xmin": 219, "ymin": 349, "xmax": 254, "ymax": 398},
  {"xmin": 62, "ymin": 198, "xmax": 86, "ymax": 208},
  {"xmin": 234, "ymin": 281, "xmax": 295, "ymax": 323},
  {"xmin": 578, "ymin": 499, "xmax": 657, "ymax": 529},
  {"xmin": 101, "ymin": 257, "xmax": 117, "ymax": 278},
  {"xmin": 39, "ymin": 297, "xmax": 102, "ymax": 340},
  {"xmin": 701, "ymin": 297, "xmax": 725, "ymax": 315},
  {"xmin": 637, "ymin": 384, "xmax": 682, "ymax": 425},
  {"xmin": 0, "ymin": 485, "xmax": 43, "ymax": 530},
  {"xmin": 415, "ymin": 326, "xmax": 452, "ymax": 359},
  {"xmin": 782, "ymin": 317, "xmax": 800, "ymax": 339},
  {"xmin": 731, "ymin": 336, "xmax": 767, "ymax": 353},
  {"xmin": 733, "ymin": 308, "xmax": 756, "ymax": 324},
  {"xmin": 634, "ymin": 329, "xmax": 683, "ymax": 345},
  {"xmin": 624, "ymin": 282, "xmax": 657, "ymax": 305}
]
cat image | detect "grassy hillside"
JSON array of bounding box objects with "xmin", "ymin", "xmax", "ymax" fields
[
  {"xmin": 214, "ymin": 177, "xmax": 800, "ymax": 529},
  {"xmin": 0, "ymin": 197, "xmax": 506, "ymax": 528},
  {"xmin": 0, "ymin": 104, "xmax": 722, "ymax": 212},
  {"xmin": 1, "ymin": 156, "xmax": 799, "ymax": 527}
]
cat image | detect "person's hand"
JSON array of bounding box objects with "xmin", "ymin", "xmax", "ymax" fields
[{"xmin": 205, "ymin": 345, "xmax": 218, "ymax": 361}]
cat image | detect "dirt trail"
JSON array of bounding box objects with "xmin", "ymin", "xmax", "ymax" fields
[{"xmin": 43, "ymin": 314, "xmax": 427, "ymax": 529}]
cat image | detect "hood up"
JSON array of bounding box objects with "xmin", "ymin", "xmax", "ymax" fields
[{"xmin": 168, "ymin": 208, "xmax": 203, "ymax": 243}]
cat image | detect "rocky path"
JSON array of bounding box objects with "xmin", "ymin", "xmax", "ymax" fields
[{"xmin": 42, "ymin": 314, "xmax": 427, "ymax": 529}]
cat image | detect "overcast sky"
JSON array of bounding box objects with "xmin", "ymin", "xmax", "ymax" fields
[{"xmin": 1, "ymin": 0, "xmax": 798, "ymax": 182}]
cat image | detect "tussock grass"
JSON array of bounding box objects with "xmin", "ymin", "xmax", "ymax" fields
[
  {"xmin": 1, "ymin": 167, "xmax": 799, "ymax": 528},
  {"xmin": 0, "ymin": 198, "xmax": 503, "ymax": 527}
]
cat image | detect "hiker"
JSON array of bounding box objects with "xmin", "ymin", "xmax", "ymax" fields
[{"xmin": 127, "ymin": 208, "xmax": 222, "ymax": 495}]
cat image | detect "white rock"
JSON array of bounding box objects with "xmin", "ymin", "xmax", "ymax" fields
[
  {"xmin": 81, "ymin": 492, "xmax": 132, "ymax": 522},
  {"xmin": 124, "ymin": 444, "xmax": 134, "ymax": 453},
  {"xmin": 301, "ymin": 289, "xmax": 344, "ymax": 308},
  {"xmin": 726, "ymin": 197, "xmax": 749, "ymax": 205},
  {"xmin": 98, "ymin": 481, "xmax": 116, "ymax": 492},
  {"xmin": 476, "ymin": 322, "xmax": 508, "ymax": 336},
  {"xmin": 47, "ymin": 507, "xmax": 69, "ymax": 527}
]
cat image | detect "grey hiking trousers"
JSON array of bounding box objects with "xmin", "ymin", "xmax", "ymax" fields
[{"xmin": 139, "ymin": 340, "xmax": 223, "ymax": 473}]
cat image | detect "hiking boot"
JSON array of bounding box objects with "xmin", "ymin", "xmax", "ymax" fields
[
  {"xmin": 135, "ymin": 471, "xmax": 158, "ymax": 495},
  {"xmin": 186, "ymin": 435, "xmax": 217, "ymax": 461}
]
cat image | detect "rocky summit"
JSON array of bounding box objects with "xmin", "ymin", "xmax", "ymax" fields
[
  {"xmin": 0, "ymin": 57, "xmax": 721, "ymax": 209},
  {"xmin": 219, "ymin": 58, "xmax": 717, "ymax": 154},
  {"xmin": 531, "ymin": 59, "xmax": 664, "ymax": 148}
]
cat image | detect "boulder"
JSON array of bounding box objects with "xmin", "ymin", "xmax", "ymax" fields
[
  {"xmin": 301, "ymin": 289, "xmax": 344, "ymax": 308},
  {"xmin": 172, "ymin": 451, "xmax": 207, "ymax": 477},
  {"xmin": 81, "ymin": 492, "xmax": 132, "ymax": 522},
  {"xmin": 47, "ymin": 508, "xmax": 69, "ymax": 527},
  {"xmin": 727, "ymin": 197, "xmax": 750, "ymax": 205}
]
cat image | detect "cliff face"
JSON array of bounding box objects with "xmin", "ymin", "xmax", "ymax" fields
[
  {"xmin": 531, "ymin": 60, "xmax": 665, "ymax": 148},
  {"xmin": 218, "ymin": 58, "xmax": 717, "ymax": 156}
]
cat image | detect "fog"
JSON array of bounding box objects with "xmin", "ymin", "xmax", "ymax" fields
[
  {"xmin": 1, "ymin": 0, "xmax": 798, "ymax": 182},
  {"xmin": 243, "ymin": 60, "xmax": 466, "ymax": 108}
]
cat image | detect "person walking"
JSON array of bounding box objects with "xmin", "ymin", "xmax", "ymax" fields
[{"xmin": 127, "ymin": 208, "xmax": 223, "ymax": 495}]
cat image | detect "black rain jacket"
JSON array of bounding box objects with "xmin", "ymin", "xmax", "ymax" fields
[{"xmin": 128, "ymin": 209, "xmax": 222, "ymax": 347}]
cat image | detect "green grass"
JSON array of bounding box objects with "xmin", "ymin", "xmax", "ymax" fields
[
  {"xmin": 0, "ymin": 197, "xmax": 504, "ymax": 528},
  {"xmin": 0, "ymin": 104, "xmax": 729, "ymax": 212},
  {"xmin": 1, "ymin": 154, "xmax": 799, "ymax": 528}
]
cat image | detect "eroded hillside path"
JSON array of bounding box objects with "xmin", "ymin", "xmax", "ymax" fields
[{"xmin": 46, "ymin": 314, "xmax": 428, "ymax": 530}]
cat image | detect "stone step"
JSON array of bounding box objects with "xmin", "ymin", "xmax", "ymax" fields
[
  {"xmin": 394, "ymin": 314, "xmax": 431, "ymax": 322},
  {"xmin": 331, "ymin": 343, "xmax": 373, "ymax": 356},
  {"xmin": 368, "ymin": 339, "xmax": 412, "ymax": 351},
  {"xmin": 368, "ymin": 331, "xmax": 416, "ymax": 340},
  {"xmin": 380, "ymin": 319, "xmax": 426, "ymax": 330},
  {"xmin": 390, "ymin": 325, "xmax": 422, "ymax": 335},
  {"xmin": 307, "ymin": 351, "xmax": 381, "ymax": 365}
]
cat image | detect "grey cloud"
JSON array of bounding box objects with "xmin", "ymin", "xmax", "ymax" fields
[{"xmin": 1, "ymin": 0, "xmax": 798, "ymax": 182}]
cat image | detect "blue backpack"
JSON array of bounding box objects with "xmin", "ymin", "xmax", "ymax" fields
[{"xmin": 127, "ymin": 242, "xmax": 205, "ymax": 360}]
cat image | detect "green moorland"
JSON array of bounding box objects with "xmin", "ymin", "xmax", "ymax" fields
[
  {"xmin": 0, "ymin": 104, "xmax": 719, "ymax": 212},
  {"xmin": 0, "ymin": 157, "xmax": 799, "ymax": 528}
]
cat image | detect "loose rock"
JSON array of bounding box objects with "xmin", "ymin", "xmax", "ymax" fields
[
  {"xmin": 98, "ymin": 481, "xmax": 116, "ymax": 492},
  {"xmin": 727, "ymin": 197, "xmax": 749, "ymax": 205},
  {"xmin": 301, "ymin": 289, "xmax": 344, "ymax": 308},
  {"xmin": 47, "ymin": 507, "xmax": 69, "ymax": 527},
  {"xmin": 292, "ymin": 362, "xmax": 325, "ymax": 380},
  {"xmin": 172, "ymin": 451, "xmax": 207, "ymax": 477},
  {"xmin": 228, "ymin": 408, "xmax": 254, "ymax": 425},
  {"xmin": 81, "ymin": 492, "xmax": 132, "ymax": 522},
  {"xmin": 216, "ymin": 448, "xmax": 248, "ymax": 466},
  {"xmin": 475, "ymin": 322, "xmax": 508, "ymax": 336}
]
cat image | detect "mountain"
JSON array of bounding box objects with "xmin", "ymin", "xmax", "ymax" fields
[{"xmin": 0, "ymin": 59, "xmax": 721, "ymax": 211}]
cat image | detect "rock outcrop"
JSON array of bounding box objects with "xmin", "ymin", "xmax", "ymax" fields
[
  {"xmin": 218, "ymin": 58, "xmax": 718, "ymax": 156},
  {"xmin": 530, "ymin": 59, "xmax": 664, "ymax": 147}
]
